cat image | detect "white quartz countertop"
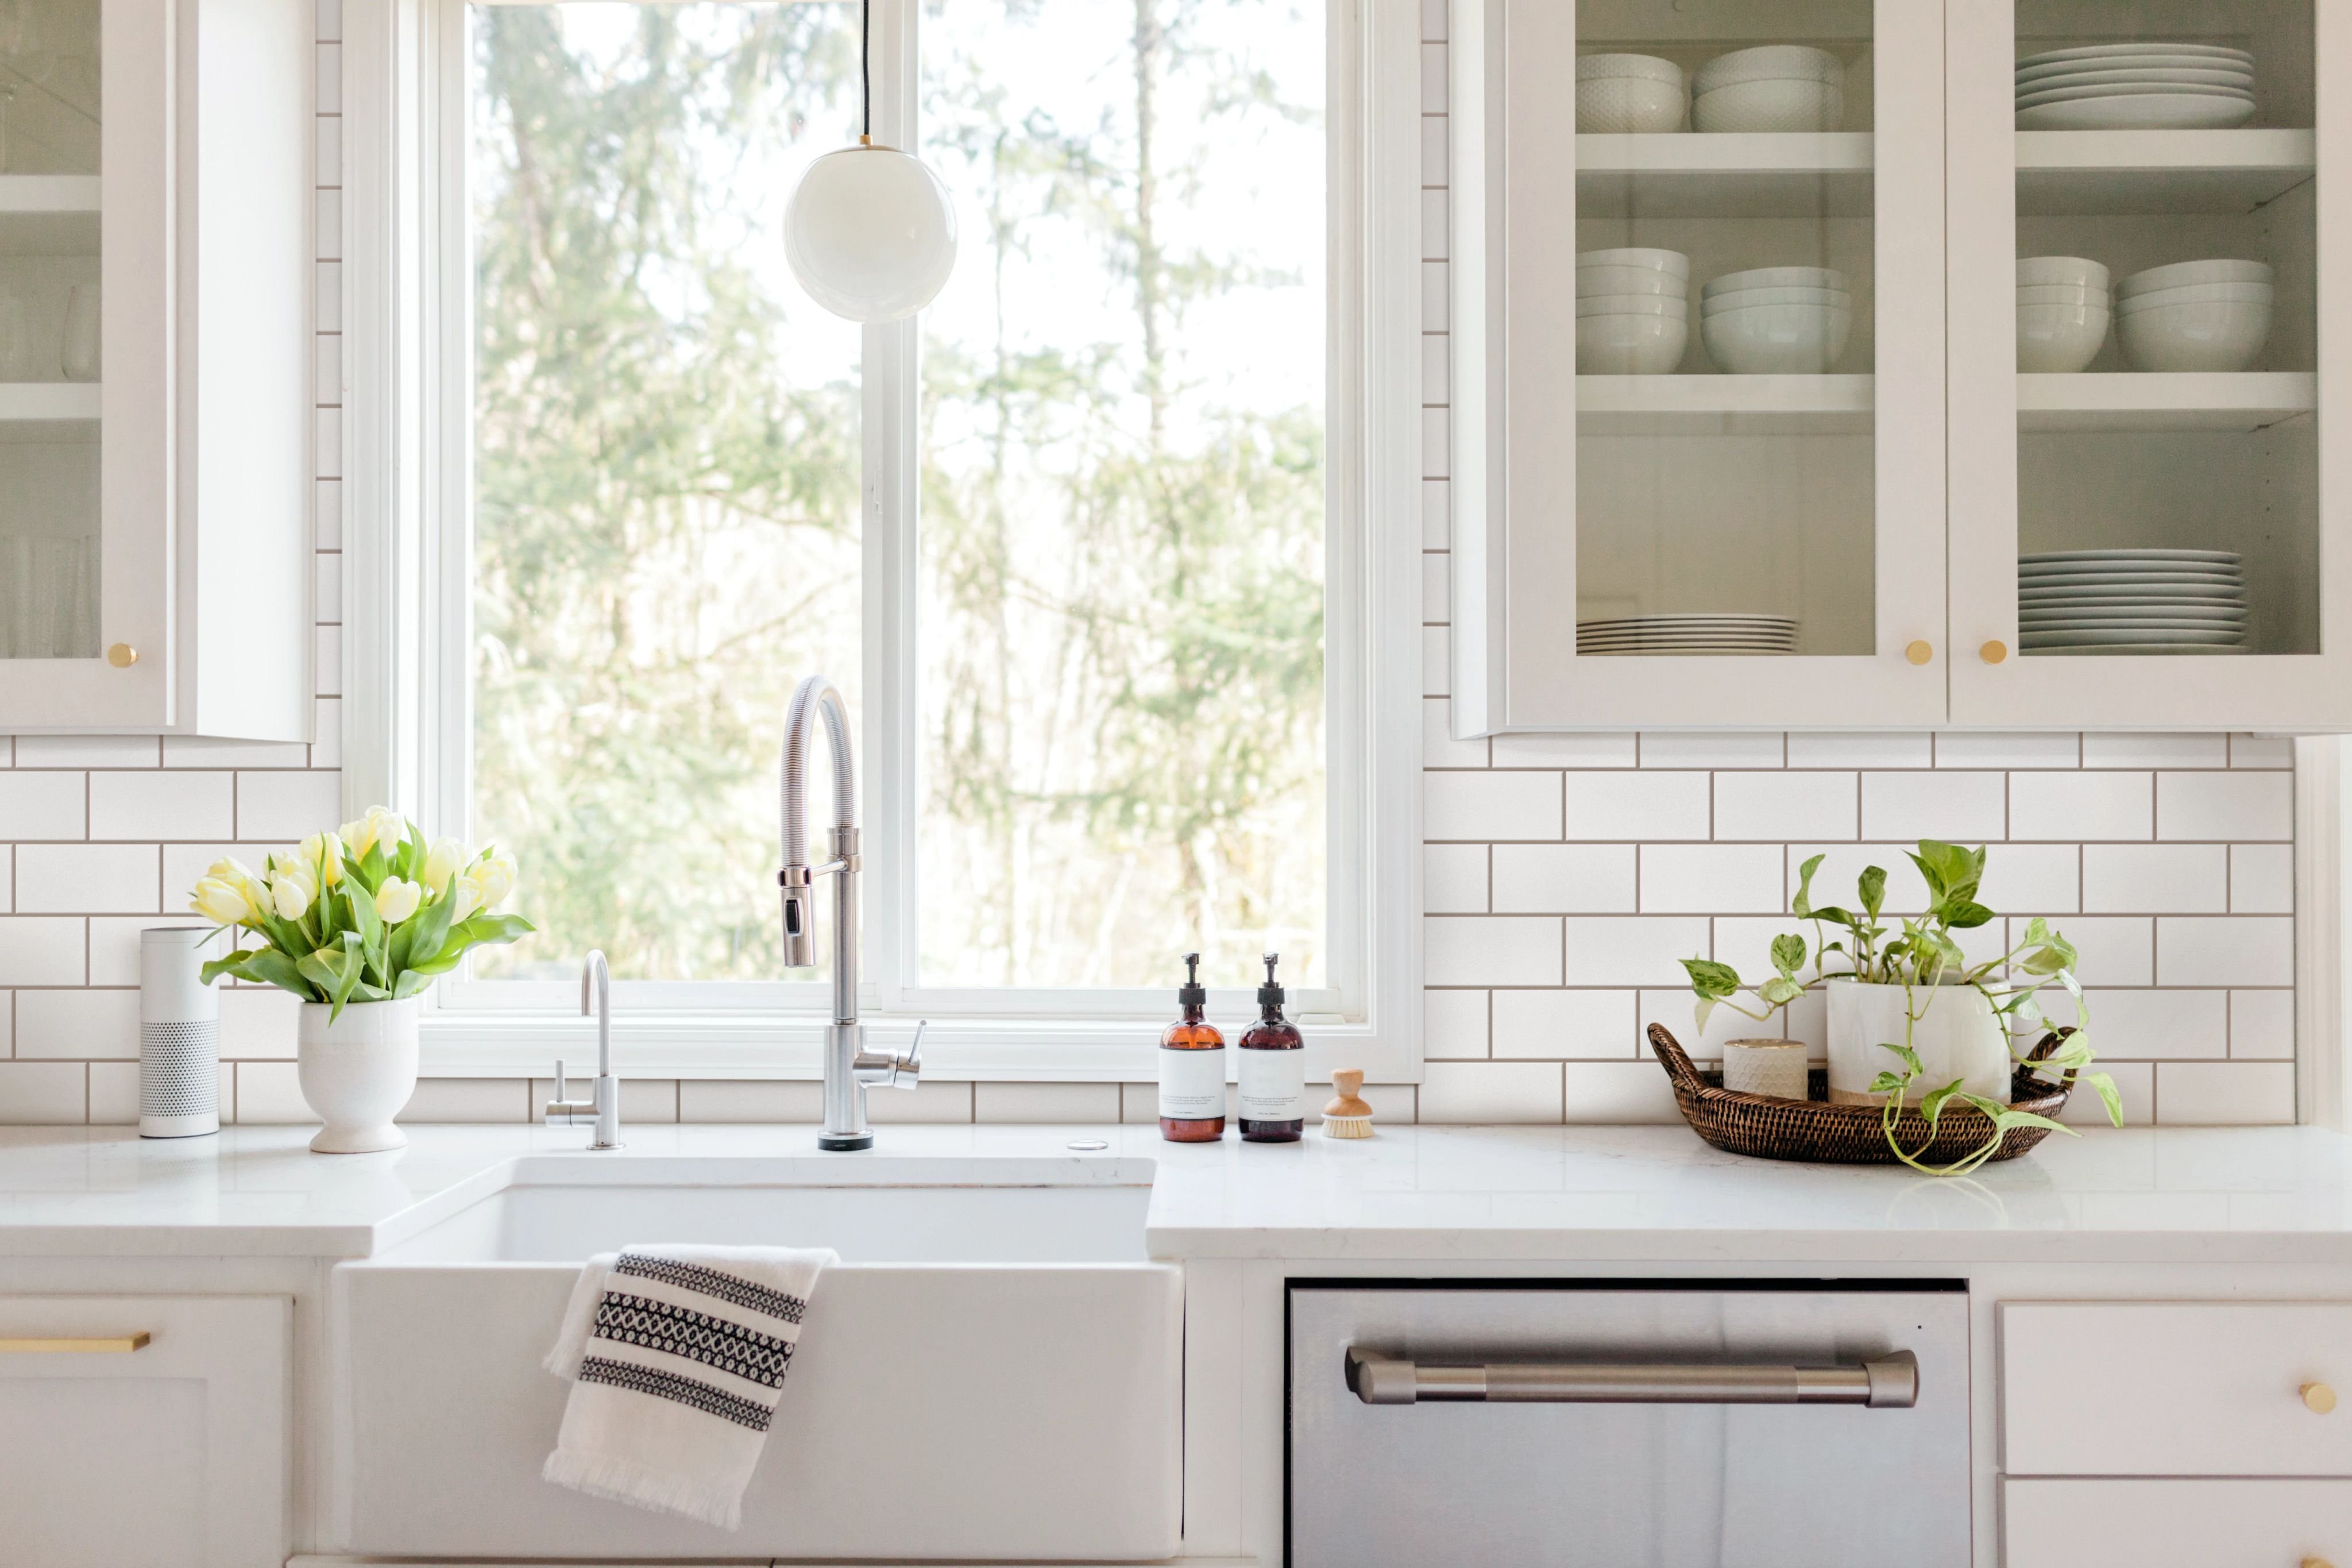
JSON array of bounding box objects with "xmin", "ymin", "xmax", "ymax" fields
[{"xmin": 1, "ymin": 1121, "xmax": 2350, "ymax": 1264}]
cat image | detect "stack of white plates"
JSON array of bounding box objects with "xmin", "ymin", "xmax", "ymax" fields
[
  {"xmin": 2014, "ymin": 43, "xmax": 2256, "ymax": 130},
  {"xmin": 1578, "ymin": 248, "xmax": 1690, "ymax": 374},
  {"xmin": 1578, "ymin": 614, "xmax": 1799, "ymax": 656},
  {"xmin": 1691, "ymin": 46, "xmax": 1844, "ymax": 133},
  {"xmin": 2018, "ymin": 550, "xmax": 2249, "ymax": 655}
]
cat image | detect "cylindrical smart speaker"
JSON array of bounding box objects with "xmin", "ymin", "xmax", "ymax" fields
[{"xmin": 141, "ymin": 926, "xmax": 220, "ymax": 1138}]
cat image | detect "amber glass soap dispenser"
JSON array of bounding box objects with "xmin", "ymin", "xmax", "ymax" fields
[
  {"xmin": 1238, "ymin": 952, "xmax": 1306, "ymax": 1142},
  {"xmin": 1159, "ymin": 952, "xmax": 1226, "ymax": 1142}
]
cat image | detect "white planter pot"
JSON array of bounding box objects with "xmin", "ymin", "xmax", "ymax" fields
[
  {"xmin": 1825, "ymin": 979, "xmax": 2010, "ymax": 1107},
  {"xmin": 297, "ymin": 998, "xmax": 420, "ymax": 1153}
]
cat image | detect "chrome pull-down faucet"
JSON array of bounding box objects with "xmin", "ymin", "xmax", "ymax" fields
[
  {"xmin": 779, "ymin": 673, "xmax": 921, "ymax": 1150},
  {"xmin": 543, "ymin": 948, "xmax": 620, "ymax": 1149}
]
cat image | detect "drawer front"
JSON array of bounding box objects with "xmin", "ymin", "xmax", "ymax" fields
[
  {"xmin": 2002, "ymin": 1303, "xmax": 2352, "ymax": 1476},
  {"xmin": 2006, "ymin": 1478, "xmax": 2352, "ymax": 1568}
]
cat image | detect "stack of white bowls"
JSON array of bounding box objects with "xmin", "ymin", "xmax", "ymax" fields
[
  {"xmin": 2014, "ymin": 43, "xmax": 2255, "ymax": 129},
  {"xmin": 2018, "ymin": 550, "xmax": 2249, "ymax": 655},
  {"xmin": 1578, "ymin": 614, "xmax": 1799, "ymax": 656},
  {"xmin": 1701, "ymin": 267, "xmax": 1851, "ymax": 374},
  {"xmin": 1691, "ymin": 46, "xmax": 1844, "ymax": 132},
  {"xmin": 1577, "ymin": 53, "xmax": 1686, "ymax": 133},
  {"xmin": 1577, "ymin": 248, "xmax": 1689, "ymax": 374},
  {"xmin": 2116, "ymin": 260, "xmax": 2272, "ymax": 372},
  {"xmin": 2017, "ymin": 256, "xmax": 2110, "ymax": 373}
]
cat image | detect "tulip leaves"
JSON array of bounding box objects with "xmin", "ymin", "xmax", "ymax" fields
[{"xmin": 189, "ymin": 809, "xmax": 535, "ymax": 1020}]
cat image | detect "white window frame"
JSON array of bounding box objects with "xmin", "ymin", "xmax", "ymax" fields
[{"xmin": 339, "ymin": 0, "xmax": 1426, "ymax": 1084}]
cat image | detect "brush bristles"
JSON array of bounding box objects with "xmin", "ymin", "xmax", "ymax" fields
[{"xmin": 1321, "ymin": 1115, "xmax": 1373, "ymax": 1139}]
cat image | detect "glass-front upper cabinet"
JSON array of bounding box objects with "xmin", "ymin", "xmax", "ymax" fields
[
  {"xmin": 1948, "ymin": 0, "xmax": 2352, "ymax": 725},
  {"xmin": 1450, "ymin": 0, "xmax": 1947, "ymax": 729}
]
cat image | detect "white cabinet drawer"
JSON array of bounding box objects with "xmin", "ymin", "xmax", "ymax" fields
[
  {"xmin": 2005, "ymin": 1479, "xmax": 2352, "ymax": 1567},
  {"xmin": 2002, "ymin": 1302, "xmax": 2352, "ymax": 1476}
]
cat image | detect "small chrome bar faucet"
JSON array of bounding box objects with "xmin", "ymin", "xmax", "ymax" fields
[
  {"xmin": 543, "ymin": 949, "xmax": 621, "ymax": 1149},
  {"xmin": 778, "ymin": 673, "xmax": 921, "ymax": 1150}
]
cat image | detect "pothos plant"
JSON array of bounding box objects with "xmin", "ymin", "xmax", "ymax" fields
[
  {"xmin": 187, "ymin": 806, "xmax": 535, "ymax": 1020},
  {"xmin": 1679, "ymin": 840, "xmax": 2123, "ymax": 1176}
]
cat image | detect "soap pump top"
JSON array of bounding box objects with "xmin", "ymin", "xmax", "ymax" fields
[
  {"xmin": 1255, "ymin": 952, "xmax": 1285, "ymax": 1017},
  {"xmin": 1178, "ymin": 952, "xmax": 1210, "ymax": 1017}
]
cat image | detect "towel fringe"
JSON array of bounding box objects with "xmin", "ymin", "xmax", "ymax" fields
[{"xmin": 542, "ymin": 1448, "xmax": 745, "ymax": 1531}]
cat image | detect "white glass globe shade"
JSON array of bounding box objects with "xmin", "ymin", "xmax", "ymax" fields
[{"xmin": 785, "ymin": 144, "xmax": 959, "ymax": 323}]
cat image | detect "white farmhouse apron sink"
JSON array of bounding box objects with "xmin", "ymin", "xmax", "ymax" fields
[{"xmin": 329, "ymin": 1154, "xmax": 1181, "ymax": 1561}]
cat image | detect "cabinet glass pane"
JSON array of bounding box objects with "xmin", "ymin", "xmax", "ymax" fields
[
  {"xmin": 0, "ymin": 0, "xmax": 98, "ymax": 662},
  {"xmin": 2014, "ymin": 0, "xmax": 2313, "ymax": 658},
  {"xmin": 1574, "ymin": 0, "xmax": 1875, "ymax": 660}
]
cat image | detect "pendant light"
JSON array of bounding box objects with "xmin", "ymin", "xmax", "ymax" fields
[{"xmin": 784, "ymin": 0, "xmax": 958, "ymax": 323}]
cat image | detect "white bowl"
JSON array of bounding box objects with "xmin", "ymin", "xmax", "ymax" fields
[
  {"xmin": 1578, "ymin": 52, "xmax": 1683, "ymax": 83},
  {"xmin": 1578, "ymin": 311, "xmax": 1689, "ymax": 374},
  {"xmin": 1692, "ymin": 78, "xmax": 1844, "ymax": 133},
  {"xmin": 2017, "ymin": 302, "xmax": 2110, "ymax": 373},
  {"xmin": 1578, "ymin": 264, "xmax": 1689, "ymax": 297},
  {"xmin": 2017, "ymin": 282, "xmax": 2110, "ymax": 307},
  {"xmin": 1701, "ymin": 302, "xmax": 1852, "ymax": 374},
  {"xmin": 2115, "ymin": 281, "xmax": 2274, "ymax": 314},
  {"xmin": 1694, "ymin": 44, "xmax": 1844, "ymax": 92},
  {"xmin": 2117, "ymin": 298, "xmax": 2271, "ymax": 372},
  {"xmin": 2018, "ymin": 92, "xmax": 2256, "ymax": 130},
  {"xmin": 1704, "ymin": 265, "xmax": 1848, "ymax": 296},
  {"xmin": 1578, "ymin": 75, "xmax": 1687, "ymax": 134},
  {"xmin": 2018, "ymin": 255, "xmax": 2110, "ymax": 289},
  {"xmin": 1575, "ymin": 292, "xmax": 1687, "ymax": 318},
  {"xmin": 1701, "ymin": 285, "xmax": 1852, "ymax": 312},
  {"xmin": 2118, "ymin": 258, "xmax": 2273, "ymax": 295},
  {"xmin": 1579, "ymin": 246, "xmax": 1690, "ymax": 277}
]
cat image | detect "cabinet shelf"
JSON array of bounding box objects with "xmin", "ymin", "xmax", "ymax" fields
[
  {"xmin": 0, "ymin": 383, "xmax": 98, "ymax": 424},
  {"xmin": 2017, "ymin": 130, "xmax": 2314, "ymax": 215},
  {"xmin": 1578, "ymin": 133, "xmax": 1873, "ymax": 218},
  {"xmin": 0, "ymin": 176, "xmax": 99, "ymax": 256},
  {"xmin": 1579, "ymin": 373, "xmax": 1872, "ymax": 435},
  {"xmin": 2017, "ymin": 372, "xmax": 2313, "ymax": 433}
]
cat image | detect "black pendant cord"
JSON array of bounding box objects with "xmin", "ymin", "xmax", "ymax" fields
[{"xmin": 859, "ymin": 0, "xmax": 872, "ymax": 142}]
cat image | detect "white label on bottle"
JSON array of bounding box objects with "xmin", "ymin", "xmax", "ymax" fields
[
  {"xmin": 1238, "ymin": 1046, "xmax": 1306, "ymax": 1122},
  {"xmin": 1158, "ymin": 1046, "xmax": 1226, "ymax": 1120}
]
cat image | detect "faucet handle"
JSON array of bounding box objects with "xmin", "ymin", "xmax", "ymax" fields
[
  {"xmin": 895, "ymin": 1020, "xmax": 926, "ymax": 1089},
  {"xmin": 553, "ymin": 1059, "xmax": 566, "ymax": 1101}
]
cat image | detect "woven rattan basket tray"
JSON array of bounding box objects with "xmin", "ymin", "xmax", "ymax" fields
[{"xmin": 1648, "ymin": 1024, "xmax": 2073, "ymax": 1165}]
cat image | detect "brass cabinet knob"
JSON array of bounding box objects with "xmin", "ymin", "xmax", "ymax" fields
[
  {"xmin": 106, "ymin": 643, "xmax": 137, "ymax": 668},
  {"xmin": 2303, "ymin": 1558, "xmax": 2332, "ymax": 1568},
  {"xmin": 2305, "ymin": 1381, "xmax": 2338, "ymax": 1414},
  {"xmin": 1980, "ymin": 640, "xmax": 2009, "ymax": 665},
  {"xmin": 1905, "ymin": 640, "xmax": 1933, "ymax": 666}
]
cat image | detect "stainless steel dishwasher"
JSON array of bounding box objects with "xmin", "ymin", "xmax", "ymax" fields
[{"xmin": 1288, "ymin": 1280, "xmax": 1970, "ymax": 1567}]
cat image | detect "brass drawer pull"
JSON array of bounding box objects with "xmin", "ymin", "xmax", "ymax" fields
[
  {"xmin": 2305, "ymin": 1381, "xmax": 2337, "ymax": 1414},
  {"xmin": 0, "ymin": 1333, "xmax": 152, "ymax": 1353}
]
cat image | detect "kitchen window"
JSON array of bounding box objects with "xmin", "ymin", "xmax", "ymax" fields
[{"xmin": 347, "ymin": 0, "xmax": 1424, "ymax": 1077}]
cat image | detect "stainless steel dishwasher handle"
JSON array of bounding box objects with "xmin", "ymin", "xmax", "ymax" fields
[{"xmin": 1346, "ymin": 1346, "xmax": 1918, "ymax": 1408}]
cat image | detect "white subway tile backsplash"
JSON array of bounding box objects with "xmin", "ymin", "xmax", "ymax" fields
[
  {"xmin": 1423, "ymin": 1060, "xmax": 1558, "ymax": 1123},
  {"xmin": 1420, "ymin": 190, "xmax": 1447, "ymax": 262},
  {"xmin": 316, "ymin": 624, "xmax": 343, "ymax": 694},
  {"xmin": 2156, "ymin": 1060, "xmax": 2294, "ymax": 1125},
  {"xmin": 1422, "ymin": 554, "xmax": 1447, "ymax": 625},
  {"xmin": 398, "ymin": 1079, "xmax": 526, "ymax": 1123},
  {"xmin": 2083, "ymin": 733, "xmax": 2227, "ymax": 770},
  {"xmin": 316, "ymin": 478, "xmax": 344, "ymax": 548},
  {"xmin": 2059, "ymin": 1059, "xmax": 2152, "ymax": 1126},
  {"xmin": 1638, "ymin": 987, "xmax": 1759, "ymax": 1057},
  {"xmin": 1421, "ymin": 625, "xmax": 1449, "ymax": 696},
  {"xmin": 89, "ymin": 1060, "xmax": 137, "ymax": 1125},
  {"xmin": 2158, "ymin": 770, "xmax": 2292, "ymax": 842},
  {"xmin": 1561, "ymin": 1062, "xmax": 1681, "ymax": 1123},
  {"xmin": 1426, "ymin": 917, "xmax": 1561, "ymax": 986},
  {"xmin": 163, "ymin": 736, "xmax": 308, "ymax": 769},
  {"xmin": 1787, "ymin": 844, "xmax": 1930, "ymax": 913},
  {"xmin": 2010, "ymin": 771, "xmax": 2151, "ymax": 841},
  {"xmin": 235, "ymin": 1061, "xmax": 309, "ymax": 1123},
  {"xmin": 1492, "ymin": 988, "xmax": 1635, "ymax": 1059},
  {"xmin": 1423, "ymin": 697, "xmax": 1486, "ymax": 768},
  {"xmin": 2157, "ymin": 916, "xmax": 2295, "ymax": 987},
  {"xmin": 0, "ymin": 918, "xmax": 82, "ymax": 986},
  {"xmin": 1493, "ymin": 731, "xmax": 1637, "ymax": 768},
  {"xmin": 0, "ymin": 772, "xmax": 88, "ymax": 838},
  {"xmin": 1492, "ymin": 843, "xmax": 1636, "ymax": 914},
  {"xmin": 16, "ymin": 844, "xmax": 159, "ymax": 914},
  {"xmin": 1934, "ymin": 732, "xmax": 2078, "ymax": 769},
  {"xmin": 1424, "ymin": 987, "xmax": 1489, "ymax": 1059},
  {"xmin": 17, "ymin": 988, "xmax": 137, "ymax": 1059},
  {"xmin": 1426, "ymin": 770, "xmax": 1558, "ymax": 840},
  {"xmin": 1563, "ymin": 770, "xmax": 1709, "ymax": 840},
  {"xmin": 318, "ymin": 0, "xmax": 343, "ymax": 44},
  {"xmin": 2081, "ymin": 844, "xmax": 2226, "ymax": 913},
  {"xmin": 0, "ymin": 1063, "xmax": 83, "ymax": 1124},
  {"xmin": 221, "ymin": 988, "xmax": 300, "ymax": 1059},
  {"xmin": 1983, "ymin": 843, "xmax": 2081, "ymax": 913},
  {"xmin": 975, "ymin": 1082, "xmax": 1121, "ymax": 1123},
  {"xmin": 1421, "ymin": 479, "xmax": 1449, "ymax": 549},
  {"xmin": 1560, "ymin": 916, "xmax": 1710, "ymax": 987},
  {"xmin": 1420, "ymin": 260, "xmax": 1447, "ymax": 332},
  {"xmin": 1420, "ymin": 405, "xmax": 1449, "ymax": 478},
  {"xmin": 88, "ymin": 917, "xmax": 159, "ymax": 987},
  {"xmin": 2231, "ymin": 988, "xmax": 2295, "ymax": 1059},
  {"xmin": 620, "ymin": 1079, "xmax": 681, "ymax": 1124},
  {"xmin": 1860, "ymin": 770, "xmax": 2006, "ymax": 842},
  {"xmin": 1420, "ymin": 0, "xmax": 1445, "ymax": 43},
  {"xmin": 1640, "ymin": 844, "xmax": 1782, "ymax": 913},
  {"xmin": 238, "ymin": 770, "xmax": 342, "ymax": 841},
  {"xmin": 682, "ymin": 1080, "xmax": 822, "ymax": 1122},
  {"xmin": 1639, "ymin": 732, "xmax": 1782, "ymax": 769},
  {"xmin": 16, "ymin": 736, "xmax": 159, "ymax": 767},
  {"xmin": 1419, "ymin": 40, "xmax": 1447, "ymax": 111},
  {"xmin": 89, "ymin": 771, "xmax": 235, "ymax": 841},
  {"xmin": 312, "ymin": 698, "xmax": 343, "ymax": 767},
  {"xmin": 1423, "ymin": 844, "xmax": 1488, "ymax": 913},
  {"xmin": 2014, "ymin": 914, "xmax": 2153, "ymax": 987},
  {"xmin": 2053, "ymin": 988, "xmax": 2227, "ymax": 1060},
  {"xmin": 1420, "ymin": 115, "xmax": 1446, "ymax": 185},
  {"xmin": 1786, "ymin": 732, "xmax": 1932, "ymax": 769},
  {"xmin": 2229, "ymin": 843, "xmax": 2295, "ymax": 914},
  {"xmin": 1715, "ymin": 771, "xmax": 1855, "ymax": 841},
  {"xmin": 1420, "ymin": 333, "xmax": 1449, "ymax": 404}
]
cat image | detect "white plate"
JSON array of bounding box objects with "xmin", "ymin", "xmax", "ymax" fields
[
  {"xmin": 1577, "ymin": 634, "xmax": 1799, "ymax": 645},
  {"xmin": 1577, "ymin": 615, "xmax": 1798, "ymax": 628},
  {"xmin": 1579, "ymin": 647, "xmax": 1797, "ymax": 656},
  {"xmin": 1577, "ymin": 638, "xmax": 1799, "ymax": 650},
  {"xmin": 2021, "ymin": 627, "xmax": 2246, "ymax": 647},
  {"xmin": 2014, "ymin": 80, "xmax": 2252, "ymax": 108},
  {"xmin": 2019, "ymin": 586, "xmax": 2246, "ymax": 601},
  {"xmin": 2023, "ymin": 621, "xmax": 2251, "ymax": 635},
  {"xmin": 2021, "ymin": 604, "xmax": 2248, "ymax": 619},
  {"xmin": 2019, "ymin": 548, "xmax": 2240, "ymax": 563},
  {"xmin": 2018, "ymin": 571, "xmax": 2245, "ymax": 588},
  {"xmin": 2017, "ymin": 43, "xmax": 2254, "ymax": 68},
  {"xmin": 2019, "ymin": 559, "xmax": 2243, "ymax": 575},
  {"xmin": 2017, "ymin": 55, "xmax": 2254, "ymax": 86},
  {"xmin": 2017, "ymin": 93, "xmax": 2257, "ymax": 129},
  {"xmin": 2015, "ymin": 67, "xmax": 2253, "ymax": 95},
  {"xmin": 2023, "ymin": 643, "xmax": 2252, "ymax": 656}
]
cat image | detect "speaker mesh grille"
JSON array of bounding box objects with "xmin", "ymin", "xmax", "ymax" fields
[{"xmin": 141, "ymin": 1021, "xmax": 219, "ymax": 1118}]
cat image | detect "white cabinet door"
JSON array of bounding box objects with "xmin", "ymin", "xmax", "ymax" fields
[
  {"xmin": 1946, "ymin": 0, "xmax": 2352, "ymax": 728},
  {"xmin": 2005, "ymin": 1478, "xmax": 2352, "ymax": 1568},
  {"xmin": 0, "ymin": 1294, "xmax": 288, "ymax": 1568},
  {"xmin": 1450, "ymin": 0, "xmax": 1949, "ymax": 731}
]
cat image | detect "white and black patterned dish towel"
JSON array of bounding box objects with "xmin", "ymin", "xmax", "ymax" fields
[{"xmin": 542, "ymin": 1243, "xmax": 836, "ymax": 1530}]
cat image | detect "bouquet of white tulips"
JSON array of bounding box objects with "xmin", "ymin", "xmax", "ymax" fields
[{"xmin": 188, "ymin": 805, "xmax": 534, "ymax": 1019}]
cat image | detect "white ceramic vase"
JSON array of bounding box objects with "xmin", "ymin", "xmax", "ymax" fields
[
  {"xmin": 297, "ymin": 997, "xmax": 420, "ymax": 1153},
  {"xmin": 1825, "ymin": 979, "xmax": 2010, "ymax": 1107}
]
